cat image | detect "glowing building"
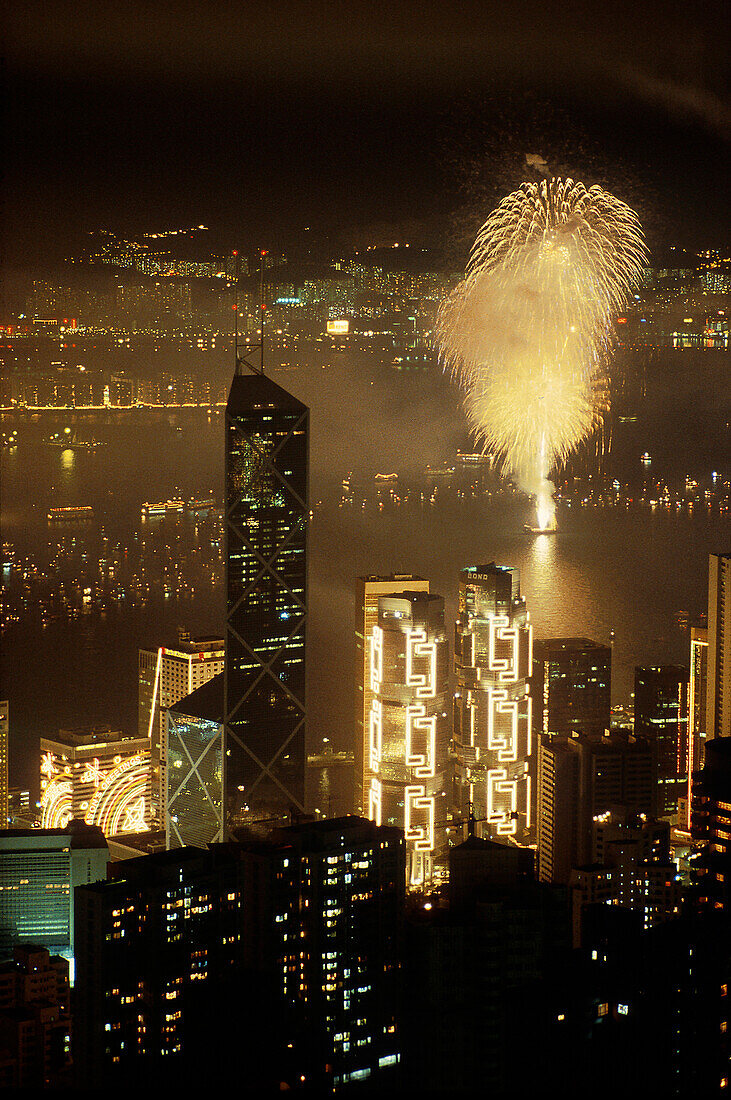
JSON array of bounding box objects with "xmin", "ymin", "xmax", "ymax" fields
[
  {"xmin": 706, "ymin": 553, "xmax": 731, "ymax": 740},
  {"xmin": 165, "ymin": 674, "xmax": 224, "ymax": 849},
  {"xmin": 0, "ymin": 822, "xmax": 108, "ymax": 977},
  {"xmin": 453, "ymin": 563, "xmax": 533, "ymax": 841},
  {"xmin": 354, "ymin": 575, "xmax": 430, "ymax": 816},
  {"xmin": 364, "ymin": 589, "xmax": 449, "ymax": 886},
  {"xmin": 634, "ymin": 665, "xmax": 689, "ymax": 821},
  {"xmin": 685, "ymin": 625, "xmax": 709, "ymax": 829},
  {"xmin": 224, "ymin": 370, "xmax": 308, "ymax": 827},
  {"xmin": 0, "ymin": 700, "xmax": 7, "ymax": 827},
  {"xmin": 138, "ymin": 635, "xmax": 224, "ymax": 824},
  {"xmin": 40, "ymin": 726, "xmax": 150, "ymax": 836}
]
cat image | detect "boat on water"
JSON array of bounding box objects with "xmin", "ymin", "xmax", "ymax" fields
[
  {"xmin": 524, "ymin": 522, "xmax": 558, "ymax": 534},
  {"xmin": 141, "ymin": 499, "xmax": 185, "ymax": 518},
  {"xmin": 47, "ymin": 505, "xmax": 94, "ymax": 522},
  {"xmin": 44, "ymin": 430, "xmax": 105, "ymax": 450},
  {"xmin": 186, "ymin": 497, "xmax": 216, "ymax": 513}
]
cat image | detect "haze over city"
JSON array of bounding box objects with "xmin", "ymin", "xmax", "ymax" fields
[{"xmin": 0, "ymin": 1, "xmax": 729, "ymax": 1094}]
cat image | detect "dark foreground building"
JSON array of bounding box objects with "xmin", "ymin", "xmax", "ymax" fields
[{"xmin": 74, "ymin": 817, "xmax": 403, "ymax": 1091}]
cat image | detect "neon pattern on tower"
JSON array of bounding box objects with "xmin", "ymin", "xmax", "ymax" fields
[{"xmin": 454, "ymin": 564, "xmax": 533, "ymax": 839}]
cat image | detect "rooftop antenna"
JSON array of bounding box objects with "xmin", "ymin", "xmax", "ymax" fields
[{"xmin": 234, "ymin": 249, "xmax": 267, "ymax": 375}]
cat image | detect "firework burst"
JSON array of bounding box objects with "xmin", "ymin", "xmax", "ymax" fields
[{"xmin": 437, "ymin": 177, "xmax": 646, "ymax": 528}]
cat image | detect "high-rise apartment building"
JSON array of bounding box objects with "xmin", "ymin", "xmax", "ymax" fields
[
  {"xmin": 531, "ymin": 638, "xmax": 611, "ymax": 739},
  {"xmin": 138, "ymin": 635, "xmax": 224, "ymax": 824},
  {"xmin": 0, "ymin": 822, "xmax": 108, "ymax": 978},
  {"xmin": 365, "ymin": 589, "xmax": 449, "ymax": 886},
  {"xmin": 692, "ymin": 737, "xmax": 731, "ymax": 912},
  {"xmin": 0, "ymin": 947, "xmax": 72, "ymax": 1089},
  {"xmin": 453, "ymin": 563, "xmax": 532, "ymax": 840},
  {"xmin": 537, "ymin": 730, "xmax": 656, "ymax": 884},
  {"xmin": 224, "ymin": 371, "xmax": 308, "ymax": 827},
  {"xmin": 0, "ymin": 701, "xmax": 8, "ymax": 827},
  {"xmin": 74, "ymin": 817, "xmax": 403, "ymax": 1091},
  {"xmin": 706, "ymin": 553, "xmax": 731, "ymax": 739},
  {"xmin": 355, "ymin": 575, "xmax": 430, "ymax": 815},
  {"xmin": 634, "ymin": 665, "xmax": 689, "ymax": 820}
]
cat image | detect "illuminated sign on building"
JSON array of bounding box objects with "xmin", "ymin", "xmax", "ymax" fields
[{"xmin": 326, "ymin": 319, "xmax": 350, "ymax": 335}]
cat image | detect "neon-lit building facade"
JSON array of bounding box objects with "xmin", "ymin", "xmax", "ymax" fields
[
  {"xmin": 685, "ymin": 626, "xmax": 709, "ymax": 829},
  {"xmin": 354, "ymin": 575, "xmax": 430, "ymax": 816},
  {"xmin": 224, "ymin": 371, "xmax": 308, "ymax": 826},
  {"xmin": 366, "ymin": 591, "xmax": 449, "ymax": 886},
  {"xmin": 40, "ymin": 727, "xmax": 150, "ymax": 837},
  {"xmin": 454, "ymin": 564, "xmax": 533, "ymax": 840}
]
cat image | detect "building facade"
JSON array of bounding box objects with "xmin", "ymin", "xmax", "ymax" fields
[
  {"xmin": 0, "ymin": 702, "xmax": 7, "ymax": 828},
  {"xmin": 531, "ymin": 638, "xmax": 611, "ymax": 739},
  {"xmin": 165, "ymin": 675, "xmax": 224, "ymax": 849},
  {"xmin": 224, "ymin": 371, "xmax": 308, "ymax": 827},
  {"xmin": 365, "ymin": 590, "xmax": 449, "ymax": 886},
  {"xmin": 138, "ymin": 635, "xmax": 224, "ymax": 824},
  {"xmin": 0, "ymin": 823, "xmax": 108, "ymax": 978},
  {"xmin": 634, "ymin": 665, "xmax": 689, "ymax": 820},
  {"xmin": 706, "ymin": 553, "xmax": 731, "ymax": 740},
  {"xmin": 74, "ymin": 817, "xmax": 404, "ymax": 1091},
  {"xmin": 354, "ymin": 575, "xmax": 430, "ymax": 816},
  {"xmin": 40, "ymin": 726, "xmax": 150, "ymax": 836},
  {"xmin": 453, "ymin": 563, "xmax": 533, "ymax": 841}
]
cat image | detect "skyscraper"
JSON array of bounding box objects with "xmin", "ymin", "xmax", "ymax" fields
[
  {"xmin": 138, "ymin": 635, "xmax": 224, "ymax": 825},
  {"xmin": 0, "ymin": 701, "xmax": 8, "ymax": 827},
  {"xmin": 531, "ymin": 638, "xmax": 611, "ymax": 739},
  {"xmin": 706, "ymin": 552, "xmax": 731, "ymax": 739},
  {"xmin": 634, "ymin": 665, "xmax": 689, "ymax": 820},
  {"xmin": 224, "ymin": 371, "xmax": 308, "ymax": 827},
  {"xmin": 453, "ymin": 563, "xmax": 533, "ymax": 841},
  {"xmin": 165, "ymin": 674, "xmax": 224, "ymax": 849},
  {"xmin": 354, "ymin": 575, "xmax": 430, "ymax": 816},
  {"xmin": 685, "ymin": 625, "xmax": 709, "ymax": 829},
  {"xmin": 365, "ymin": 589, "xmax": 449, "ymax": 886},
  {"xmin": 537, "ymin": 730, "xmax": 656, "ymax": 884}
]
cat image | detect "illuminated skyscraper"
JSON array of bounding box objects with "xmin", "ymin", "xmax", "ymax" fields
[
  {"xmin": 365, "ymin": 590, "xmax": 449, "ymax": 886},
  {"xmin": 224, "ymin": 371, "xmax": 308, "ymax": 827},
  {"xmin": 531, "ymin": 638, "xmax": 611, "ymax": 739},
  {"xmin": 138, "ymin": 636, "xmax": 224, "ymax": 825},
  {"xmin": 354, "ymin": 574, "xmax": 430, "ymax": 816},
  {"xmin": 453, "ymin": 563, "xmax": 533, "ymax": 841},
  {"xmin": 634, "ymin": 665, "xmax": 689, "ymax": 821},
  {"xmin": 706, "ymin": 552, "xmax": 731, "ymax": 740},
  {"xmin": 685, "ymin": 625, "xmax": 709, "ymax": 829},
  {"xmin": 0, "ymin": 701, "xmax": 8, "ymax": 827},
  {"xmin": 165, "ymin": 674, "xmax": 224, "ymax": 849}
]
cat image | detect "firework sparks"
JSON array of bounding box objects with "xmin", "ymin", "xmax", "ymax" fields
[{"xmin": 437, "ymin": 178, "xmax": 646, "ymax": 529}]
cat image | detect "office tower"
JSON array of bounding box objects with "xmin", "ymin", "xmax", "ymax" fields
[
  {"xmin": 537, "ymin": 730, "xmax": 656, "ymax": 884},
  {"xmin": 634, "ymin": 665, "xmax": 689, "ymax": 820},
  {"xmin": 453, "ymin": 563, "xmax": 532, "ymax": 840},
  {"xmin": 531, "ymin": 638, "xmax": 611, "ymax": 739},
  {"xmin": 0, "ymin": 947, "xmax": 72, "ymax": 1089},
  {"xmin": 40, "ymin": 726, "xmax": 150, "ymax": 835},
  {"xmin": 0, "ymin": 822, "xmax": 108, "ymax": 977},
  {"xmin": 692, "ymin": 737, "xmax": 731, "ymax": 911},
  {"xmin": 706, "ymin": 553, "xmax": 731, "ymax": 739},
  {"xmin": 0, "ymin": 702, "xmax": 7, "ymax": 827},
  {"xmin": 685, "ymin": 626, "xmax": 709, "ymax": 829},
  {"xmin": 365, "ymin": 589, "xmax": 449, "ymax": 886},
  {"xmin": 165, "ymin": 674, "xmax": 224, "ymax": 849},
  {"xmin": 138, "ymin": 635, "xmax": 224, "ymax": 823},
  {"xmin": 355, "ymin": 575, "xmax": 430, "ymax": 816},
  {"xmin": 75, "ymin": 817, "xmax": 403, "ymax": 1091},
  {"xmin": 225, "ymin": 371, "xmax": 308, "ymax": 827}
]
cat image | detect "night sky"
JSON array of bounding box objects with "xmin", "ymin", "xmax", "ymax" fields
[{"xmin": 4, "ymin": 0, "xmax": 730, "ymax": 265}]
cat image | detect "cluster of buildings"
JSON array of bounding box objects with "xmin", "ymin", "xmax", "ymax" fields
[{"xmin": 0, "ymin": 364, "xmax": 729, "ymax": 1091}]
